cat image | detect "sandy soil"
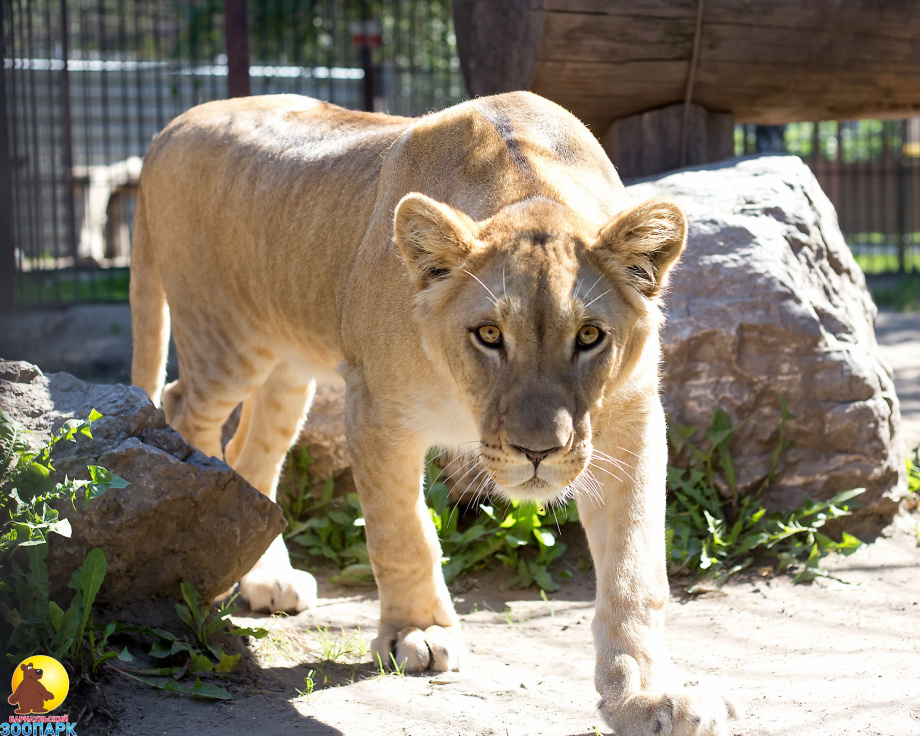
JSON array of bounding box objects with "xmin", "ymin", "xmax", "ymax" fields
[
  {"xmin": 1, "ymin": 304, "xmax": 918, "ymax": 735},
  {"xmin": 26, "ymin": 511, "xmax": 914, "ymax": 736}
]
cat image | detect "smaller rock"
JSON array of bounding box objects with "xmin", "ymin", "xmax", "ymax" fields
[
  {"xmin": 298, "ymin": 385, "xmax": 350, "ymax": 483},
  {"xmin": 0, "ymin": 360, "xmax": 285, "ymax": 604}
]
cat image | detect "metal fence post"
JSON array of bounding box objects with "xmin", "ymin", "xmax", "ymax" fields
[
  {"xmin": 60, "ymin": 0, "xmax": 78, "ymax": 263},
  {"xmin": 0, "ymin": 4, "xmax": 14, "ymax": 309},
  {"xmin": 359, "ymin": 1, "xmax": 375, "ymax": 112},
  {"xmin": 225, "ymin": 0, "xmax": 250, "ymax": 98},
  {"xmin": 898, "ymin": 121, "xmax": 908, "ymax": 273}
]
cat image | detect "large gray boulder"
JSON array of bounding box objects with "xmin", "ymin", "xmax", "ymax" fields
[
  {"xmin": 629, "ymin": 156, "xmax": 906, "ymax": 529},
  {"xmin": 0, "ymin": 360, "xmax": 285, "ymax": 602}
]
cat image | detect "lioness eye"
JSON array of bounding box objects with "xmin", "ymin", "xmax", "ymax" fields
[
  {"xmin": 576, "ymin": 325, "xmax": 602, "ymax": 349},
  {"xmin": 476, "ymin": 325, "xmax": 503, "ymax": 347}
]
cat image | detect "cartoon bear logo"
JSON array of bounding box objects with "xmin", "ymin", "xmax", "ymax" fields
[{"xmin": 7, "ymin": 662, "xmax": 54, "ymax": 714}]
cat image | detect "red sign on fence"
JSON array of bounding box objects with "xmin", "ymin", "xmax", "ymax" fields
[{"xmin": 349, "ymin": 20, "xmax": 382, "ymax": 48}]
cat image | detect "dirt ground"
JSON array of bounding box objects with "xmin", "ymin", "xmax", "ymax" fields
[{"xmin": 1, "ymin": 303, "xmax": 919, "ymax": 736}]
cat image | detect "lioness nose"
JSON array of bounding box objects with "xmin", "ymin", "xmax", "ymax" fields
[{"xmin": 511, "ymin": 444, "xmax": 562, "ymax": 469}]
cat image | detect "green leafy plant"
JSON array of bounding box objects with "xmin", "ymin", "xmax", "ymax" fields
[
  {"xmin": 425, "ymin": 457, "xmax": 576, "ymax": 591},
  {"xmin": 908, "ymin": 447, "xmax": 920, "ymax": 497},
  {"xmin": 313, "ymin": 625, "xmax": 368, "ymax": 664},
  {"xmin": 0, "ymin": 410, "xmax": 268, "ymax": 701},
  {"xmin": 666, "ymin": 400, "xmax": 864, "ymax": 583},
  {"xmin": 106, "ymin": 581, "xmax": 269, "ymax": 700},
  {"xmin": 280, "ymin": 447, "xmax": 578, "ymax": 592},
  {"xmin": 296, "ymin": 669, "xmax": 317, "ymax": 701},
  {"xmin": 303, "ymin": 625, "xmax": 370, "ymax": 688},
  {"xmin": 0, "ymin": 409, "xmax": 128, "ymax": 667}
]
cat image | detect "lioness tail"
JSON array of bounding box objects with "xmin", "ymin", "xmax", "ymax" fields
[{"xmin": 129, "ymin": 183, "xmax": 170, "ymax": 406}]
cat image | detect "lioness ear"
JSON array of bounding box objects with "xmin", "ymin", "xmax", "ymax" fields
[
  {"xmin": 394, "ymin": 193, "xmax": 479, "ymax": 289},
  {"xmin": 593, "ymin": 198, "xmax": 687, "ymax": 299}
]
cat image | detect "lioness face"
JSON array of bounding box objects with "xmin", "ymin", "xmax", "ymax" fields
[{"xmin": 396, "ymin": 194, "xmax": 686, "ymax": 505}]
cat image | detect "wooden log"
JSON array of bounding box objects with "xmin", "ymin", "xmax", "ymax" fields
[
  {"xmin": 601, "ymin": 103, "xmax": 734, "ymax": 179},
  {"xmin": 452, "ymin": 0, "xmax": 546, "ymax": 96},
  {"xmin": 455, "ymin": 1, "xmax": 920, "ymax": 131}
]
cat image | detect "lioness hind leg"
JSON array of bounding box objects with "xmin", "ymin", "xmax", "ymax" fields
[
  {"xmin": 223, "ymin": 399, "xmax": 252, "ymax": 468},
  {"xmin": 232, "ymin": 362, "xmax": 318, "ymax": 613},
  {"xmin": 162, "ymin": 378, "xmax": 239, "ymax": 460}
]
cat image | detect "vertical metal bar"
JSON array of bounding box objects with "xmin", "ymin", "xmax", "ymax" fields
[
  {"xmin": 153, "ymin": 0, "xmax": 164, "ymax": 128},
  {"xmin": 26, "ymin": 2, "xmax": 50, "ymax": 301},
  {"xmin": 134, "ymin": 0, "xmax": 145, "ymax": 155},
  {"xmin": 225, "ymin": 0, "xmax": 250, "ymax": 97},
  {"xmin": 897, "ymin": 119, "xmax": 908, "ymax": 273},
  {"xmin": 325, "ymin": 0, "xmax": 334, "ymax": 103},
  {"xmin": 0, "ymin": 0, "xmax": 15, "ymax": 309},
  {"xmin": 6, "ymin": 0, "xmax": 23, "ymax": 303},
  {"xmin": 359, "ymin": 0, "xmax": 373, "ymax": 111},
  {"xmin": 59, "ymin": 0, "xmax": 78, "ymax": 267},
  {"xmin": 394, "ymin": 0, "xmax": 403, "ymax": 115}
]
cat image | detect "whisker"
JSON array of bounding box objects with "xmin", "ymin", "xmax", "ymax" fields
[
  {"xmin": 589, "ymin": 462, "xmax": 625, "ymax": 485},
  {"xmin": 446, "ymin": 468, "xmax": 486, "ymax": 531},
  {"xmin": 462, "ymin": 269, "xmax": 499, "ymax": 306},
  {"xmin": 571, "ymin": 473, "xmax": 602, "ymax": 510},
  {"xmin": 580, "ymin": 273, "xmax": 606, "ymax": 302},
  {"xmin": 590, "ymin": 455, "xmax": 637, "ymax": 485},
  {"xmin": 582, "ymin": 287, "xmax": 613, "ymax": 310},
  {"xmin": 581, "ymin": 469, "xmax": 605, "ymax": 509},
  {"xmin": 433, "ymin": 445, "xmax": 485, "ymax": 475},
  {"xmin": 591, "ymin": 448, "xmax": 638, "ymax": 473},
  {"xmin": 609, "ymin": 445, "xmax": 642, "ymax": 460},
  {"xmin": 439, "ymin": 452, "xmax": 486, "ymax": 488}
]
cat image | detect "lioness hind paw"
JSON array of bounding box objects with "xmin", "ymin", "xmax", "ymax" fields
[
  {"xmin": 372, "ymin": 624, "xmax": 464, "ymax": 673},
  {"xmin": 600, "ymin": 689, "xmax": 741, "ymax": 736},
  {"xmin": 239, "ymin": 567, "xmax": 317, "ymax": 613}
]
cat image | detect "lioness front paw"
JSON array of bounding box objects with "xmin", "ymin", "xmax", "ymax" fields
[
  {"xmin": 600, "ymin": 689, "xmax": 741, "ymax": 736},
  {"xmin": 239, "ymin": 567, "xmax": 317, "ymax": 613},
  {"xmin": 371, "ymin": 623, "xmax": 465, "ymax": 672}
]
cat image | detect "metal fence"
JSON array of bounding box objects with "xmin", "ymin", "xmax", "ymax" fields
[
  {"xmin": 2, "ymin": 2, "xmax": 919, "ymax": 308},
  {"xmin": 738, "ymin": 120, "xmax": 920, "ymax": 274},
  {"xmin": 0, "ymin": 0, "xmax": 464, "ymax": 307}
]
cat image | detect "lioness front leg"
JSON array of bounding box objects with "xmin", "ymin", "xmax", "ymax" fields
[
  {"xmin": 581, "ymin": 425, "xmax": 740, "ymax": 736},
  {"xmin": 346, "ymin": 387, "xmax": 464, "ymax": 673}
]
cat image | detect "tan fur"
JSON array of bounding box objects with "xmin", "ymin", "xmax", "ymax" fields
[{"xmin": 131, "ymin": 92, "xmax": 739, "ymax": 734}]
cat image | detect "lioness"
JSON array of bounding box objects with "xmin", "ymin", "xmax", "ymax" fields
[{"xmin": 131, "ymin": 91, "xmax": 738, "ymax": 734}]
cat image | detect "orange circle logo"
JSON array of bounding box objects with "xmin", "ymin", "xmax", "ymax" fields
[{"xmin": 8, "ymin": 655, "xmax": 69, "ymax": 714}]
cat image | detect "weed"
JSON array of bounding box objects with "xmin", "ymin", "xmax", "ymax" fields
[
  {"xmin": 280, "ymin": 446, "xmax": 578, "ymax": 592},
  {"xmin": 666, "ymin": 400, "xmax": 864, "ymax": 584},
  {"xmin": 425, "ymin": 455, "xmax": 576, "ymax": 592},
  {"xmin": 375, "ymin": 651, "xmax": 407, "ymax": 678},
  {"xmin": 107, "ymin": 580, "xmax": 269, "ymax": 700},
  {"xmin": 281, "ymin": 451, "xmax": 372, "ymax": 586},
  {"xmin": 0, "ymin": 409, "xmax": 128, "ymax": 668},
  {"xmin": 312, "ymin": 625, "xmax": 368, "ymax": 664},
  {"xmin": 296, "ymin": 669, "xmax": 317, "ymax": 702},
  {"xmin": 0, "ymin": 410, "xmax": 270, "ymax": 701},
  {"xmin": 908, "ymin": 447, "xmax": 920, "ymax": 546},
  {"xmin": 908, "ymin": 447, "xmax": 920, "ymax": 498},
  {"xmin": 540, "ymin": 588, "xmax": 555, "ymax": 618}
]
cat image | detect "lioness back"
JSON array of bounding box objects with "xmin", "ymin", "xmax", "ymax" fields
[{"xmin": 136, "ymin": 95, "xmax": 412, "ymax": 375}]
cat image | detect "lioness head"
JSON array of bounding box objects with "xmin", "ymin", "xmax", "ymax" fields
[{"xmin": 395, "ymin": 194, "xmax": 686, "ymax": 504}]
